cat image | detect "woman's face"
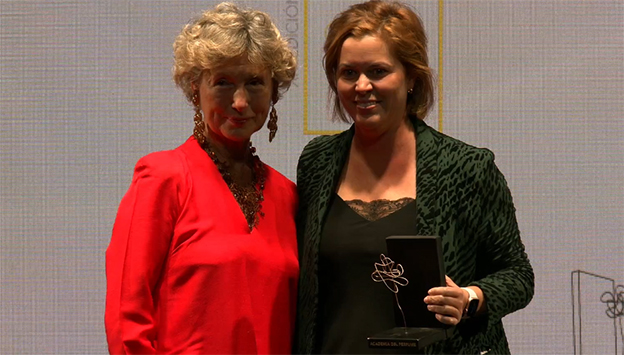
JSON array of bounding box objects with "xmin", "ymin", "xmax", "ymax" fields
[
  {"xmin": 336, "ymin": 35, "xmax": 414, "ymax": 132},
  {"xmin": 196, "ymin": 56, "xmax": 273, "ymax": 144}
]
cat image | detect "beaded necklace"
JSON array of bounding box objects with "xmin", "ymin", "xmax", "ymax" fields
[{"xmin": 194, "ymin": 131, "xmax": 266, "ymax": 232}]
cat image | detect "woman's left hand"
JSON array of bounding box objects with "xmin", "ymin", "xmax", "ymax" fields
[{"xmin": 423, "ymin": 275, "xmax": 467, "ymax": 326}]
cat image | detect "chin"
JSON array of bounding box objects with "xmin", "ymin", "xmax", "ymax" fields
[
  {"xmin": 353, "ymin": 114, "xmax": 382, "ymax": 125},
  {"xmin": 224, "ymin": 128, "xmax": 261, "ymax": 142},
  {"xmin": 223, "ymin": 133, "xmax": 252, "ymax": 143}
]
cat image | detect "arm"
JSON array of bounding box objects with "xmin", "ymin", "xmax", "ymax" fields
[
  {"xmin": 105, "ymin": 152, "xmax": 182, "ymax": 354},
  {"xmin": 470, "ymin": 155, "xmax": 534, "ymax": 325},
  {"xmin": 425, "ymin": 152, "xmax": 534, "ymax": 327}
]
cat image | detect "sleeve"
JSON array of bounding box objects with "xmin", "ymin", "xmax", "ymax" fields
[
  {"xmin": 294, "ymin": 148, "xmax": 309, "ymax": 252},
  {"xmin": 294, "ymin": 136, "xmax": 322, "ymax": 253},
  {"xmin": 293, "ymin": 136, "xmax": 324, "ymax": 355},
  {"xmin": 105, "ymin": 151, "xmax": 184, "ymax": 355},
  {"xmin": 294, "ymin": 134, "xmax": 330, "ymax": 257},
  {"xmin": 470, "ymin": 154, "xmax": 535, "ymax": 328}
]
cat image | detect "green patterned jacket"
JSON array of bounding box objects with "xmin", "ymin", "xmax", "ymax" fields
[{"xmin": 294, "ymin": 117, "xmax": 534, "ymax": 354}]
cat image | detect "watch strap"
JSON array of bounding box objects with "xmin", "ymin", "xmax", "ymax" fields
[{"xmin": 461, "ymin": 287, "xmax": 479, "ymax": 318}]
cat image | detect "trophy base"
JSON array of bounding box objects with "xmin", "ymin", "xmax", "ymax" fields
[{"xmin": 367, "ymin": 326, "xmax": 455, "ymax": 349}]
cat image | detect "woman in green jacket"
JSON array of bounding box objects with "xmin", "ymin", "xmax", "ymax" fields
[{"xmin": 294, "ymin": 1, "xmax": 534, "ymax": 354}]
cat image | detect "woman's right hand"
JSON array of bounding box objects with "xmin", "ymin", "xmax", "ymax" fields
[{"xmin": 423, "ymin": 276, "xmax": 468, "ymax": 326}]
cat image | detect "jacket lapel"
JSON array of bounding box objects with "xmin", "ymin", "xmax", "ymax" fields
[
  {"xmin": 315, "ymin": 127, "xmax": 354, "ymax": 229},
  {"xmin": 414, "ymin": 118, "xmax": 440, "ymax": 237}
]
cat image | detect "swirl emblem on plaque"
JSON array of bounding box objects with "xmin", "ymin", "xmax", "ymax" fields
[{"xmin": 371, "ymin": 254, "xmax": 409, "ymax": 330}]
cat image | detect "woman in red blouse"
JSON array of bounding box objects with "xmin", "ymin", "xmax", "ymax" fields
[{"xmin": 105, "ymin": 3, "xmax": 298, "ymax": 354}]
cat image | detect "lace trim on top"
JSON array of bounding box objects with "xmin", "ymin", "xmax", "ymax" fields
[{"xmin": 344, "ymin": 197, "xmax": 415, "ymax": 221}]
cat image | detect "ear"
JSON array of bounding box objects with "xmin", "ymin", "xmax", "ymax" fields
[
  {"xmin": 191, "ymin": 72, "xmax": 204, "ymax": 92},
  {"xmin": 407, "ymin": 76, "xmax": 416, "ymax": 94}
]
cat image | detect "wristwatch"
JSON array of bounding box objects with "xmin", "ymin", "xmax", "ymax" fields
[{"xmin": 461, "ymin": 287, "xmax": 479, "ymax": 318}]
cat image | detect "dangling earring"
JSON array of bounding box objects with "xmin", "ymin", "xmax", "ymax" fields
[
  {"xmin": 267, "ymin": 105, "xmax": 278, "ymax": 142},
  {"xmin": 191, "ymin": 91, "xmax": 206, "ymax": 146}
]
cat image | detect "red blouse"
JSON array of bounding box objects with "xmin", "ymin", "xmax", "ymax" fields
[{"xmin": 105, "ymin": 137, "xmax": 299, "ymax": 354}]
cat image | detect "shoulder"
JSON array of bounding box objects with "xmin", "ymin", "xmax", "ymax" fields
[
  {"xmin": 263, "ymin": 163, "xmax": 298, "ymax": 212},
  {"xmin": 264, "ymin": 164, "xmax": 296, "ymax": 193},
  {"xmin": 429, "ymin": 130, "xmax": 512, "ymax": 206},
  {"xmin": 416, "ymin": 122, "xmax": 506, "ymax": 200},
  {"xmin": 426, "ymin": 125, "xmax": 493, "ymax": 163},
  {"xmin": 419, "ymin": 124, "xmax": 496, "ymax": 177},
  {"xmin": 300, "ymin": 130, "xmax": 350, "ymax": 160},
  {"xmin": 298, "ymin": 130, "xmax": 351, "ymax": 173},
  {"xmin": 131, "ymin": 142, "xmax": 191, "ymax": 184},
  {"xmin": 135, "ymin": 150, "xmax": 180, "ymax": 174}
]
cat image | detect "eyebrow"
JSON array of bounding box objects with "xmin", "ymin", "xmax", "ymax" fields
[{"xmin": 338, "ymin": 61, "xmax": 393, "ymax": 70}]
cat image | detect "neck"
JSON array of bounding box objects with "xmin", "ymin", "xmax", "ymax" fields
[
  {"xmin": 338, "ymin": 116, "xmax": 417, "ymax": 201},
  {"xmin": 204, "ymin": 129, "xmax": 251, "ymax": 163},
  {"xmin": 352, "ymin": 117, "xmax": 415, "ymax": 160}
]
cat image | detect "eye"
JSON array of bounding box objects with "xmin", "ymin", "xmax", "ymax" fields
[
  {"xmin": 213, "ymin": 78, "xmax": 230, "ymax": 87},
  {"xmin": 339, "ymin": 69, "xmax": 358, "ymax": 80},
  {"xmin": 248, "ymin": 78, "xmax": 264, "ymax": 86},
  {"xmin": 370, "ymin": 67, "xmax": 389, "ymax": 78}
]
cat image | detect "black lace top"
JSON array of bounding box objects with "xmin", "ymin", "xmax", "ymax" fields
[{"xmin": 318, "ymin": 193, "xmax": 418, "ymax": 354}]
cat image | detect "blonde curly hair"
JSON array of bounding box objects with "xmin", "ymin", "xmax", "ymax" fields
[{"xmin": 172, "ymin": 2, "xmax": 297, "ymax": 103}]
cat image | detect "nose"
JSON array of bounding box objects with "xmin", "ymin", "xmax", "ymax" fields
[
  {"xmin": 355, "ymin": 73, "xmax": 372, "ymax": 93},
  {"xmin": 232, "ymin": 87, "xmax": 249, "ymax": 113}
]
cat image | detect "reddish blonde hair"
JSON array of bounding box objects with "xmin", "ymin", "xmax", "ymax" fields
[{"xmin": 324, "ymin": 0, "xmax": 434, "ymax": 122}]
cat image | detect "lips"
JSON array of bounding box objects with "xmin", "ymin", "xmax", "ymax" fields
[
  {"xmin": 226, "ymin": 116, "xmax": 252, "ymax": 124},
  {"xmin": 355, "ymin": 100, "xmax": 379, "ymax": 109}
]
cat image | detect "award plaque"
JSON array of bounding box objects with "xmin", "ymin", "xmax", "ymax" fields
[{"xmin": 367, "ymin": 236, "xmax": 455, "ymax": 349}]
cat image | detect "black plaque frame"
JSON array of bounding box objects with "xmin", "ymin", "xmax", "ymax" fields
[{"xmin": 368, "ymin": 236, "xmax": 454, "ymax": 349}]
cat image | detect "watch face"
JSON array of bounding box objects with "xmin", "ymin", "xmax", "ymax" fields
[{"xmin": 467, "ymin": 299, "xmax": 479, "ymax": 316}]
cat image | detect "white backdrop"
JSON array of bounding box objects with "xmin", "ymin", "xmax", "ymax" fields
[{"xmin": 1, "ymin": 1, "xmax": 622, "ymax": 354}]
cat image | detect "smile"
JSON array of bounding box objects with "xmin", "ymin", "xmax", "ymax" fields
[
  {"xmin": 355, "ymin": 100, "xmax": 379, "ymax": 109},
  {"xmin": 226, "ymin": 117, "xmax": 252, "ymax": 124}
]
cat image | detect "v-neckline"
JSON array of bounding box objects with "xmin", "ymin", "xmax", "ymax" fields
[{"xmin": 206, "ymin": 150, "xmax": 263, "ymax": 232}]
